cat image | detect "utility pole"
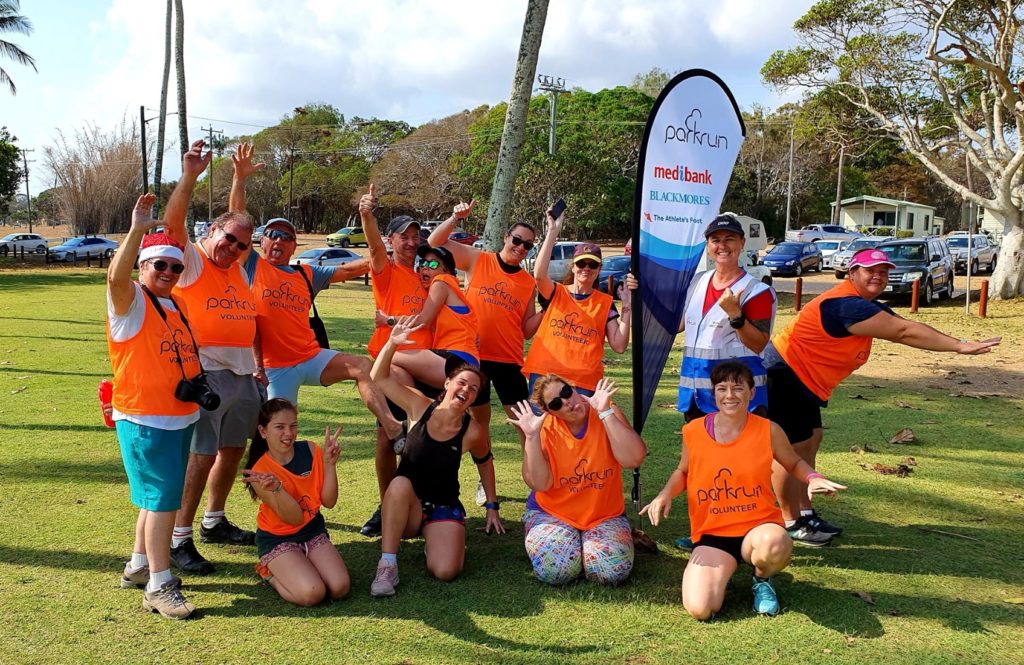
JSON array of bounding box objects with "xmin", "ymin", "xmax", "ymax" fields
[
  {"xmin": 287, "ymin": 147, "xmax": 296, "ymax": 218},
  {"xmin": 20, "ymin": 148, "xmax": 34, "ymax": 234},
  {"xmin": 140, "ymin": 106, "xmax": 149, "ymax": 194},
  {"xmin": 201, "ymin": 124, "xmax": 223, "ymax": 219},
  {"xmin": 785, "ymin": 122, "xmax": 794, "ymax": 234},
  {"xmin": 538, "ymin": 74, "xmax": 566, "ymax": 155}
]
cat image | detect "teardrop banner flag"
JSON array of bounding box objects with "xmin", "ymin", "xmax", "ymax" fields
[{"xmin": 630, "ymin": 70, "xmax": 746, "ymax": 434}]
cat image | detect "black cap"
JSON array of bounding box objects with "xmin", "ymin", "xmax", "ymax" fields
[
  {"xmin": 704, "ymin": 213, "xmax": 744, "ymax": 238},
  {"xmin": 386, "ymin": 215, "xmax": 420, "ymax": 236},
  {"xmin": 417, "ymin": 244, "xmax": 457, "ymax": 275}
]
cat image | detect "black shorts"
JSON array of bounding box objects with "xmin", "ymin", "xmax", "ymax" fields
[
  {"xmin": 692, "ymin": 534, "xmax": 745, "ymax": 564},
  {"xmin": 683, "ymin": 402, "xmax": 768, "ymax": 423},
  {"xmin": 766, "ymin": 363, "xmax": 824, "ymax": 444},
  {"xmin": 478, "ymin": 360, "xmax": 528, "ymax": 408}
]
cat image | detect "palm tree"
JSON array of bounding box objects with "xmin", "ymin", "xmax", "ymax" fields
[
  {"xmin": 174, "ymin": 0, "xmax": 188, "ymax": 158},
  {"xmin": 0, "ymin": 0, "xmax": 36, "ymax": 95},
  {"xmin": 153, "ymin": 0, "xmax": 172, "ymax": 215}
]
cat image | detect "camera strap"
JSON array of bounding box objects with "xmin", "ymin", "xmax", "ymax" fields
[
  {"xmin": 139, "ymin": 283, "xmax": 206, "ymax": 380},
  {"xmin": 294, "ymin": 265, "xmax": 331, "ymax": 349}
]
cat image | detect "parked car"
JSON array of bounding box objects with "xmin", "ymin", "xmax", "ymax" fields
[
  {"xmin": 193, "ymin": 221, "xmax": 211, "ymax": 241},
  {"xmin": 326, "ymin": 226, "xmax": 366, "ymax": 247},
  {"xmin": 522, "ymin": 241, "xmax": 582, "ymax": 281},
  {"xmin": 945, "ymin": 233, "xmax": 997, "ymax": 275},
  {"xmin": 48, "ymin": 236, "xmax": 120, "ymax": 262},
  {"xmin": 0, "ymin": 232, "xmax": 48, "ymax": 256},
  {"xmin": 252, "ymin": 225, "xmax": 266, "ymax": 244},
  {"xmin": 448, "ymin": 230, "xmax": 479, "ymax": 245},
  {"xmin": 816, "ymin": 238, "xmax": 853, "ymax": 270},
  {"xmin": 762, "ymin": 242, "xmax": 822, "ymax": 276},
  {"xmin": 293, "ymin": 247, "xmax": 363, "ymax": 267},
  {"xmin": 833, "ymin": 237, "xmax": 883, "ymax": 278},
  {"xmin": 876, "ymin": 237, "xmax": 954, "ymax": 305},
  {"xmin": 785, "ymin": 224, "xmax": 861, "ymax": 243},
  {"xmin": 595, "ymin": 255, "xmax": 632, "ymax": 297},
  {"xmin": 472, "ymin": 238, "xmax": 486, "ymax": 249}
]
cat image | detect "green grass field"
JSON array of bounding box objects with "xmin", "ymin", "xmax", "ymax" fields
[{"xmin": 0, "ymin": 267, "xmax": 1022, "ymax": 664}]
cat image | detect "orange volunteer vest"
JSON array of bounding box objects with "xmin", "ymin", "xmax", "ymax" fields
[
  {"xmin": 172, "ymin": 243, "xmax": 257, "ymax": 347},
  {"xmin": 431, "ymin": 274, "xmax": 479, "ymax": 358},
  {"xmin": 521, "ymin": 284, "xmax": 613, "ymax": 391},
  {"xmin": 464, "ymin": 252, "xmax": 536, "ymax": 364},
  {"xmin": 252, "ymin": 260, "xmax": 321, "ymax": 369},
  {"xmin": 107, "ymin": 288, "xmax": 202, "ymax": 417},
  {"xmin": 253, "ymin": 442, "xmax": 325, "ymax": 536},
  {"xmin": 683, "ymin": 414, "xmax": 783, "ymax": 543},
  {"xmin": 535, "ymin": 405, "xmax": 624, "ymax": 530},
  {"xmin": 771, "ymin": 280, "xmax": 875, "ymax": 401},
  {"xmin": 368, "ymin": 260, "xmax": 431, "ymax": 358}
]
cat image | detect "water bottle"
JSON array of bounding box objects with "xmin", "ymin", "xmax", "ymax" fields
[{"xmin": 98, "ymin": 379, "xmax": 115, "ymax": 428}]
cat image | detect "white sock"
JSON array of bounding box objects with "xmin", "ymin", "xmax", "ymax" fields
[
  {"xmin": 202, "ymin": 510, "xmax": 226, "ymax": 529},
  {"xmin": 380, "ymin": 553, "xmax": 398, "ymax": 566},
  {"xmin": 172, "ymin": 526, "xmax": 193, "ymax": 548},
  {"xmin": 128, "ymin": 552, "xmax": 148, "ymax": 570},
  {"xmin": 800, "ymin": 509, "xmax": 814, "ymax": 517},
  {"xmin": 147, "ymin": 568, "xmax": 174, "ymax": 592},
  {"xmin": 784, "ymin": 519, "xmax": 798, "ymax": 528}
]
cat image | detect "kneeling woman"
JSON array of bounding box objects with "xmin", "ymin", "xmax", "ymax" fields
[
  {"xmin": 641, "ymin": 361, "xmax": 847, "ymax": 619},
  {"xmin": 368, "ymin": 319, "xmax": 504, "ymax": 598},
  {"xmin": 243, "ymin": 398, "xmax": 349, "ymax": 606},
  {"xmin": 508, "ymin": 376, "xmax": 647, "ymax": 585}
]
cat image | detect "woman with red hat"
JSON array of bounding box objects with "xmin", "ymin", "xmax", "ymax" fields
[{"xmin": 765, "ymin": 247, "xmax": 1000, "ymax": 546}]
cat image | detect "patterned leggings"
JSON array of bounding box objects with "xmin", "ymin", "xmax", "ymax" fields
[{"xmin": 523, "ymin": 510, "xmax": 634, "ymax": 585}]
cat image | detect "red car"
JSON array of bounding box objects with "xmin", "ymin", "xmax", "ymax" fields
[{"xmin": 449, "ymin": 231, "xmax": 479, "ymax": 245}]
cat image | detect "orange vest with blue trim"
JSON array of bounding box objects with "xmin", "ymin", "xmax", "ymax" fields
[
  {"xmin": 253, "ymin": 442, "xmax": 325, "ymax": 536},
  {"xmin": 431, "ymin": 274, "xmax": 479, "ymax": 358}
]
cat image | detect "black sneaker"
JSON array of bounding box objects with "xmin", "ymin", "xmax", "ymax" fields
[
  {"xmin": 200, "ymin": 518, "xmax": 256, "ymax": 545},
  {"xmin": 786, "ymin": 517, "xmax": 833, "ymax": 547},
  {"xmin": 360, "ymin": 505, "xmax": 383, "ymax": 537},
  {"xmin": 805, "ymin": 510, "xmax": 843, "ymax": 536},
  {"xmin": 169, "ymin": 539, "xmax": 216, "ymax": 575}
]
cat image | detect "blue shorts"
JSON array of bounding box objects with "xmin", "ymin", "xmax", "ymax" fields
[
  {"xmin": 116, "ymin": 421, "xmax": 195, "ymax": 512},
  {"xmin": 421, "ymin": 501, "xmax": 466, "ymax": 526},
  {"xmin": 266, "ymin": 348, "xmax": 338, "ymax": 405}
]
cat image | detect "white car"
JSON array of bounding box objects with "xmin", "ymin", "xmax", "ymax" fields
[
  {"xmin": 815, "ymin": 239, "xmax": 853, "ymax": 269},
  {"xmin": 521, "ymin": 241, "xmax": 582, "ymax": 281},
  {"xmin": 785, "ymin": 224, "xmax": 861, "ymax": 243},
  {"xmin": 292, "ymin": 247, "xmax": 363, "ymax": 267},
  {"xmin": 0, "ymin": 232, "xmax": 49, "ymax": 256}
]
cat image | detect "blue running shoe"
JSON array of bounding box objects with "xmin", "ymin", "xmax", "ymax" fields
[
  {"xmin": 674, "ymin": 536, "xmax": 694, "ymax": 551},
  {"xmin": 752, "ymin": 576, "xmax": 780, "ymax": 616}
]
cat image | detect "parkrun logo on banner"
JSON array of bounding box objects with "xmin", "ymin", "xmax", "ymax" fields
[
  {"xmin": 664, "ymin": 109, "xmax": 729, "ymax": 150},
  {"xmin": 649, "ymin": 190, "xmax": 712, "ymax": 206},
  {"xmin": 476, "ymin": 281, "xmax": 523, "ymax": 312},
  {"xmin": 652, "ymin": 164, "xmax": 712, "ymax": 185},
  {"xmin": 548, "ymin": 311, "xmax": 599, "ymax": 344}
]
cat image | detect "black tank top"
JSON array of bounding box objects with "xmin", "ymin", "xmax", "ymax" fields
[{"xmin": 395, "ymin": 402, "xmax": 471, "ymax": 506}]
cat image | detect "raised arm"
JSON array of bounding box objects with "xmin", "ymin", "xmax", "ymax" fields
[
  {"xmin": 360, "ymin": 184, "xmax": 390, "ymax": 275},
  {"xmin": 588, "ymin": 379, "xmax": 647, "ymax": 468},
  {"xmin": 369, "ymin": 318, "xmax": 433, "ymax": 417},
  {"xmin": 507, "ymin": 400, "xmax": 553, "ymax": 491},
  {"xmin": 427, "ymin": 200, "xmax": 480, "ymax": 272},
  {"xmin": 847, "ymin": 311, "xmax": 1001, "ymax": 354},
  {"xmin": 108, "ymin": 194, "xmax": 162, "ymax": 315},
  {"xmin": 407, "ymin": 279, "xmax": 451, "ymax": 328},
  {"xmin": 320, "ymin": 429, "xmax": 341, "ymax": 508},
  {"xmin": 606, "ymin": 274, "xmax": 637, "ymax": 353},
  {"xmin": 228, "ymin": 142, "xmax": 265, "ymax": 214},
  {"xmin": 329, "ymin": 257, "xmax": 371, "ymax": 284},
  {"xmin": 164, "ymin": 139, "xmax": 212, "ymax": 246},
  {"xmin": 533, "ymin": 207, "xmax": 563, "ymax": 299}
]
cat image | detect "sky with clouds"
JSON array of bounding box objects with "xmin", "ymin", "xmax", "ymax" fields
[{"xmin": 2, "ymin": 0, "xmax": 814, "ymax": 192}]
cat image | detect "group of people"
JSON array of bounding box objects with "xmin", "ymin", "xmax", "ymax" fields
[{"xmin": 105, "ymin": 139, "xmax": 999, "ymax": 621}]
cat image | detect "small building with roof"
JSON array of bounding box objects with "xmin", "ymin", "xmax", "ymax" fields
[{"xmin": 831, "ymin": 195, "xmax": 944, "ymax": 237}]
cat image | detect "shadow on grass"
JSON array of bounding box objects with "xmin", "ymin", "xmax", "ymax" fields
[
  {"xmin": 0, "ymin": 334, "xmax": 106, "ymax": 342},
  {"xmin": 0, "ymin": 366, "xmax": 109, "ymax": 378},
  {"xmin": 0, "ymin": 315, "xmax": 106, "ymax": 327},
  {"xmin": 0, "ymin": 422, "xmax": 115, "ymax": 434},
  {"xmin": 0, "ymin": 459, "xmax": 126, "ymax": 484},
  {"xmin": 0, "ymin": 271, "xmax": 106, "ymax": 291}
]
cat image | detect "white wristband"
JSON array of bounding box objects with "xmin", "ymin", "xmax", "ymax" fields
[{"xmin": 599, "ymin": 408, "xmax": 616, "ymax": 421}]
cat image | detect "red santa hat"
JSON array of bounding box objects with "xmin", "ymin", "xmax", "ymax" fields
[{"xmin": 138, "ymin": 232, "xmax": 185, "ymax": 263}]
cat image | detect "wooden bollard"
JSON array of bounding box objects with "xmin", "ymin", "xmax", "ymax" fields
[
  {"xmin": 364, "ymin": 272, "xmax": 370, "ymax": 286},
  {"xmin": 794, "ymin": 277, "xmax": 803, "ymax": 311},
  {"xmin": 910, "ymin": 278, "xmax": 920, "ymax": 313},
  {"xmin": 979, "ymin": 279, "xmax": 989, "ymax": 318},
  {"xmin": 607, "ymin": 275, "xmax": 614, "ymax": 295}
]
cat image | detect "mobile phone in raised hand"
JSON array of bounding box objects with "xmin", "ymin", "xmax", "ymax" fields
[{"xmin": 550, "ymin": 198, "xmax": 567, "ymax": 220}]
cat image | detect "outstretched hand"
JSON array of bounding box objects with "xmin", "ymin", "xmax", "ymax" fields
[
  {"xmin": 506, "ymin": 399, "xmax": 546, "ymax": 436},
  {"xmin": 639, "ymin": 493, "xmax": 672, "ymax": 527},
  {"xmin": 389, "ymin": 315, "xmax": 423, "ymax": 346},
  {"xmin": 131, "ymin": 193, "xmax": 160, "ymax": 233},
  {"xmin": 231, "ymin": 142, "xmax": 265, "ymax": 180},
  {"xmin": 806, "ymin": 476, "xmax": 848, "ymax": 501},
  {"xmin": 586, "ymin": 378, "xmax": 618, "ymax": 413},
  {"xmin": 483, "ymin": 509, "xmax": 505, "ymax": 535},
  {"xmin": 182, "ymin": 139, "xmax": 212, "ymax": 179},
  {"xmin": 241, "ymin": 470, "xmax": 280, "ymax": 493},
  {"xmin": 322, "ymin": 425, "xmax": 342, "ymax": 465},
  {"xmin": 957, "ymin": 337, "xmax": 1001, "ymax": 355}
]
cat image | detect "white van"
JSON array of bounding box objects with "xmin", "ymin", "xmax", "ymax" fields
[{"xmin": 696, "ymin": 214, "xmax": 772, "ymax": 285}]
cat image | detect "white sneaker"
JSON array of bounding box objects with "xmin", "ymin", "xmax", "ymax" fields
[
  {"xmin": 370, "ymin": 560, "xmax": 399, "ymax": 597},
  {"xmin": 475, "ymin": 480, "xmax": 487, "ymax": 506}
]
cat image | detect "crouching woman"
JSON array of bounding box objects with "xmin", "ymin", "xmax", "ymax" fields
[
  {"xmin": 641, "ymin": 361, "xmax": 847, "ymax": 619},
  {"xmin": 243, "ymin": 398, "xmax": 350, "ymax": 606},
  {"xmin": 508, "ymin": 376, "xmax": 647, "ymax": 585}
]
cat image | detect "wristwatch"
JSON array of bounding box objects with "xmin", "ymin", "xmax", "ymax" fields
[
  {"xmin": 386, "ymin": 316, "xmax": 397, "ymax": 327},
  {"xmin": 484, "ymin": 501, "xmax": 501, "ymax": 511},
  {"xmin": 728, "ymin": 313, "xmax": 746, "ymax": 329}
]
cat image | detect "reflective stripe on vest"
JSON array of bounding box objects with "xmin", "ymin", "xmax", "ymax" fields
[{"xmin": 677, "ymin": 271, "xmax": 775, "ymax": 413}]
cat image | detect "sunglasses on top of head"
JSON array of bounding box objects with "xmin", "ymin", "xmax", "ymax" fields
[
  {"xmin": 264, "ymin": 228, "xmax": 295, "ymax": 243},
  {"xmin": 575, "ymin": 259, "xmax": 600, "ymax": 270},
  {"xmin": 149, "ymin": 259, "xmax": 185, "ymax": 274},
  {"xmin": 219, "ymin": 230, "xmax": 249, "ymax": 251},
  {"xmin": 508, "ymin": 235, "xmax": 535, "ymax": 252},
  {"xmin": 418, "ymin": 259, "xmax": 441, "ymax": 270},
  {"xmin": 546, "ymin": 383, "xmax": 574, "ymax": 411}
]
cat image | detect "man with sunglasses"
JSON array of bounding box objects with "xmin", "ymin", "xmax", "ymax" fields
[{"xmin": 163, "ymin": 140, "xmax": 263, "ymax": 575}]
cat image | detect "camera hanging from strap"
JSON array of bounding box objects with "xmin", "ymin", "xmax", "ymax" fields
[
  {"xmin": 139, "ymin": 284, "xmax": 207, "ymax": 380},
  {"xmin": 295, "ymin": 265, "xmax": 331, "ymax": 349}
]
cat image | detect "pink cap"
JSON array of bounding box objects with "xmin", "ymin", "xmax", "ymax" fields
[{"xmin": 848, "ymin": 248, "xmax": 895, "ymax": 269}]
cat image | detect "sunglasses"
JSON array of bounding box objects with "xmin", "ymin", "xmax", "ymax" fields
[
  {"xmin": 149, "ymin": 259, "xmax": 185, "ymax": 274},
  {"xmin": 264, "ymin": 228, "xmax": 295, "ymax": 243},
  {"xmin": 220, "ymin": 230, "xmax": 249, "ymax": 251},
  {"xmin": 575, "ymin": 259, "xmax": 600, "ymax": 270},
  {"xmin": 418, "ymin": 259, "xmax": 441, "ymax": 270},
  {"xmin": 546, "ymin": 383, "xmax": 574, "ymax": 411},
  {"xmin": 508, "ymin": 235, "xmax": 535, "ymax": 252}
]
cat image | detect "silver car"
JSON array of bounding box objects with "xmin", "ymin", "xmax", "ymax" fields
[
  {"xmin": 521, "ymin": 241, "xmax": 582, "ymax": 282},
  {"xmin": 815, "ymin": 239, "xmax": 853, "ymax": 270},
  {"xmin": 48, "ymin": 236, "xmax": 120, "ymax": 262},
  {"xmin": 833, "ymin": 237, "xmax": 883, "ymax": 278},
  {"xmin": 292, "ymin": 247, "xmax": 362, "ymax": 267}
]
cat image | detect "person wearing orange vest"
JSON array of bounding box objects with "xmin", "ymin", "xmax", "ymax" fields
[
  {"xmin": 764, "ymin": 248, "xmax": 1000, "ymax": 546},
  {"xmin": 378, "ymin": 244, "xmax": 480, "ymax": 387},
  {"xmin": 358, "ymin": 184, "xmax": 434, "ymax": 538},
  {"xmin": 522, "ymin": 209, "xmax": 637, "ymax": 397},
  {"xmin": 241, "ymin": 398, "xmax": 349, "ymax": 607},
  {"xmin": 507, "ymin": 375, "xmax": 647, "ymax": 585},
  {"xmin": 161, "ymin": 140, "xmax": 261, "ymax": 575},
  {"xmin": 641, "ymin": 361, "xmax": 848, "ymax": 619},
  {"xmin": 107, "ymin": 192, "xmax": 203, "ymax": 620},
  {"xmin": 367, "ymin": 320, "xmax": 503, "ymax": 597}
]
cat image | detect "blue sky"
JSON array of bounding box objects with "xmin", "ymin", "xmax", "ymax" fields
[{"xmin": 2, "ymin": 0, "xmax": 814, "ymax": 193}]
